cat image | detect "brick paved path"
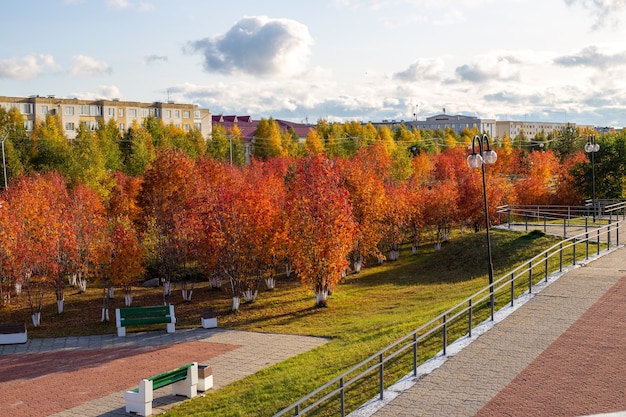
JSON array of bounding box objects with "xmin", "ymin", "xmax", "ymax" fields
[
  {"xmin": 367, "ymin": 246, "xmax": 626, "ymax": 417},
  {"xmin": 0, "ymin": 328, "xmax": 328, "ymax": 417}
]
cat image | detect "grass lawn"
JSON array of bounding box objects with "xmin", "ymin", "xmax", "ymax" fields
[{"xmin": 0, "ymin": 228, "xmax": 565, "ymax": 416}]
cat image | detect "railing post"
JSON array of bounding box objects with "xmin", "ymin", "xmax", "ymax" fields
[
  {"xmin": 573, "ymin": 239, "xmax": 577, "ymax": 265},
  {"xmin": 544, "ymin": 214, "xmax": 547, "ymax": 233},
  {"xmin": 544, "ymin": 253, "xmax": 549, "ymax": 283},
  {"xmin": 510, "ymin": 273, "xmax": 515, "ymax": 307},
  {"xmin": 379, "ymin": 354, "xmax": 384, "ymax": 401},
  {"xmin": 563, "ymin": 218, "xmax": 567, "ymax": 238},
  {"xmin": 442, "ymin": 315, "xmax": 447, "ymax": 356},
  {"xmin": 413, "ymin": 333, "xmax": 418, "ymax": 377},
  {"xmin": 528, "ymin": 262, "xmax": 533, "ymax": 294},
  {"xmin": 525, "ymin": 214, "xmax": 528, "ymax": 231},
  {"xmin": 586, "ymin": 230, "xmax": 589, "ymax": 260},
  {"xmin": 468, "ymin": 299, "xmax": 473, "ymax": 338},
  {"xmin": 597, "ymin": 229, "xmax": 601, "ymax": 255},
  {"xmin": 559, "ymin": 242, "xmax": 563, "ymax": 272},
  {"xmin": 340, "ymin": 377, "xmax": 345, "ymax": 417}
]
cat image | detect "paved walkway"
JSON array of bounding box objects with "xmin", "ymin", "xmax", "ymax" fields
[
  {"xmin": 365, "ymin": 245, "xmax": 626, "ymax": 417},
  {"xmin": 0, "ymin": 328, "xmax": 328, "ymax": 416}
]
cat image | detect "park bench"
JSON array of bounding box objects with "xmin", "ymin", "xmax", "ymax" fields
[
  {"xmin": 0, "ymin": 322, "xmax": 27, "ymax": 344},
  {"xmin": 124, "ymin": 362, "xmax": 198, "ymax": 416},
  {"xmin": 115, "ymin": 305, "xmax": 176, "ymax": 337}
]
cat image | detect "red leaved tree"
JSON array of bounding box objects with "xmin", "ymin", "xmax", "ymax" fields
[{"xmin": 285, "ymin": 155, "xmax": 359, "ymax": 307}]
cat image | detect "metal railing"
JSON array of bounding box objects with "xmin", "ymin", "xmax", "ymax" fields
[
  {"xmin": 497, "ymin": 201, "xmax": 626, "ymax": 234},
  {"xmin": 273, "ymin": 220, "xmax": 624, "ymax": 417}
]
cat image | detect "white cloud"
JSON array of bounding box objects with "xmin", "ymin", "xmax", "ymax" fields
[
  {"xmin": 143, "ymin": 54, "xmax": 168, "ymax": 65},
  {"xmin": 186, "ymin": 16, "xmax": 314, "ymax": 78},
  {"xmin": 0, "ymin": 54, "xmax": 58, "ymax": 80},
  {"xmin": 394, "ymin": 58, "xmax": 446, "ymax": 82},
  {"xmin": 70, "ymin": 55, "xmax": 113, "ymax": 76}
]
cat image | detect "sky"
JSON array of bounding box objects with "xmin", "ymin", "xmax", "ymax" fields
[{"xmin": 2, "ymin": 0, "xmax": 626, "ymax": 127}]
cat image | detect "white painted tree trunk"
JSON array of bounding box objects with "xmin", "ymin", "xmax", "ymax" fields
[
  {"xmin": 14, "ymin": 281, "xmax": 22, "ymax": 295},
  {"xmin": 209, "ymin": 276, "xmax": 222, "ymax": 288},
  {"xmin": 285, "ymin": 263, "xmax": 292, "ymax": 278},
  {"xmin": 353, "ymin": 258, "xmax": 362, "ymax": 273},
  {"xmin": 57, "ymin": 298, "xmax": 64, "ymax": 314},
  {"xmin": 231, "ymin": 296, "xmax": 240, "ymax": 311},
  {"xmin": 264, "ymin": 277, "xmax": 275, "ymax": 290},
  {"xmin": 412, "ymin": 245, "xmax": 418, "ymax": 255},
  {"xmin": 101, "ymin": 307, "xmax": 109, "ymax": 322},
  {"xmin": 108, "ymin": 286, "xmax": 114, "ymax": 299},
  {"xmin": 242, "ymin": 290, "xmax": 257, "ymax": 302},
  {"xmin": 125, "ymin": 293, "xmax": 133, "ymax": 306},
  {"xmin": 163, "ymin": 281, "xmax": 171, "ymax": 296},
  {"xmin": 377, "ymin": 256, "xmax": 385, "ymax": 265},
  {"xmin": 77, "ymin": 276, "xmax": 87, "ymax": 293},
  {"xmin": 315, "ymin": 290, "xmax": 328, "ymax": 307},
  {"xmin": 68, "ymin": 274, "xmax": 77, "ymax": 287},
  {"xmin": 434, "ymin": 242, "xmax": 442, "ymax": 250},
  {"xmin": 32, "ymin": 312, "xmax": 41, "ymax": 327},
  {"xmin": 388, "ymin": 250, "xmax": 400, "ymax": 261},
  {"xmin": 182, "ymin": 289, "xmax": 193, "ymax": 301}
]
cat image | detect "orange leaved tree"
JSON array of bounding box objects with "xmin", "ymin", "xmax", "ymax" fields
[{"xmin": 285, "ymin": 155, "xmax": 359, "ymax": 307}]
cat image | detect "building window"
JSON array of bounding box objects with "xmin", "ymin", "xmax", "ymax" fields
[
  {"xmin": 108, "ymin": 108, "xmax": 115, "ymax": 116},
  {"xmin": 65, "ymin": 106, "xmax": 75, "ymax": 116},
  {"xmin": 194, "ymin": 110, "xmax": 200, "ymax": 119},
  {"xmin": 41, "ymin": 105, "xmax": 49, "ymax": 114},
  {"xmin": 184, "ymin": 124, "xmax": 190, "ymax": 131},
  {"xmin": 80, "ymin": 105, "xmax": 102, "ymax": 116},
  {"xmin": 166, "ymin": 110, "xmax": 172, "ymax": 118},
  {"xmin": 119, "ymin": 123, "xmax": 125, "ymax": 131},
  {"xmin": 65, "ymin": 122, "xmax": 75, "ymax": 131},
  {"xmin": 24, "ymin": 120, "xmax": 34, "ymax": 131},
  {"xmin": 119, "ymin": 108, "xmax": 124, "ymax": 117},
  {"xmin": 194, "ymin": 123, "xmax": 202, "ymax": 130},
  {"xmin": 129, "ymin": 109, "xmax": 137, "ymax": 117},
  {"xmin": 175, "ymin": 110, "xmax": 180, "ymax": 118},
  {"xmin": 20, "ymin": 103, "xmax": 34, "ymax": 114},
  {"xmin": 183, "ymin": 111, "xmax": 190, "ymax": 118},
  {"xmin": 142, "ymin": 109, "xmax": 149, "ymax": 117}
]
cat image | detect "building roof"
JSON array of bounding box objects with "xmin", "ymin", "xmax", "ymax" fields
[{"xmin": 212, "ymin": 115, "xmax": 314, "ymax": 142}]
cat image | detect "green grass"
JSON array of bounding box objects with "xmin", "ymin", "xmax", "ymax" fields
[{"xmin": 164, "ymin": 229, "xmax": 564, "ymax": 417}]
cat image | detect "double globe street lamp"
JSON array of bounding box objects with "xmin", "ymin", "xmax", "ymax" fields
[
  {"xmin": 467, "ymin": 134, "xmax": 498, "ymax": 318},
  {"xmin": 584, "ymin": 134, "xmax": 600, "ymax": 222}
]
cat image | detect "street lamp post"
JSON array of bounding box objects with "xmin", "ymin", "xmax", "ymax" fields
[
  {"xmin": 467, "ymin": 134, "xmax": 498, "ymax": 319},
  {"xmin": 584, "ymin": 134, "xmax": 600, "ymax": 222}
]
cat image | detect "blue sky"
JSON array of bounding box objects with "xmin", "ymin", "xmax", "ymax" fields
[{"xmin": 2, "ymin": 0, "xmax": 626, "ymax": 127}]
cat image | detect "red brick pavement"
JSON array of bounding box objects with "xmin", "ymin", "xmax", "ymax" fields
[
  {"xmin": 0, "ymin": 341, "xmax": 238, "ymax": 417},
  {"xmin": 476, "ymin": 274, "xmax": 626, "ymax": 417}
]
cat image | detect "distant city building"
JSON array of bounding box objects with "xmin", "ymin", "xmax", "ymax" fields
[
  {"xmin": 0, "ymin": 95, "xmax": 212, "ymax": 140},
  {"xmin": 375, "ymin": 113, "xmax": 497, "ymax": 138},
  {"xmin": 495, "ymin": 120, "xmax": 572, "ymax": 140}
]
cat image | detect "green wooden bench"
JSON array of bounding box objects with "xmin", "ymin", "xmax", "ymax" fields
[
  {"xmin": 124, "ymin": 362, "xmax": 198, "ymax": 416},
  {"xmin": 115, "ymin": 305, "xmax": 176, "ymax": 337}
]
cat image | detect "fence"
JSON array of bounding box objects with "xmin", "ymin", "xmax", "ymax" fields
[{"xmin": 273, "ymin": 219, "xmax": 624, "ymax": 417}]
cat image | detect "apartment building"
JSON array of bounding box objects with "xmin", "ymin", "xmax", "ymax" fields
[
  {"xmin": 0, "ymin": 95, "xmax": 212, "ymax": 140},
  {"xmin": 495, "ymin": 120, "xmax": 570, "ymax": 139},
  {"xmin": 376, "ymin": 113, "xmax": 497, "ymax": 137}
]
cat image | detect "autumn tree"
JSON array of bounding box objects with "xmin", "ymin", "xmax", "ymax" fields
[
  {"xmin": 253, "ymin": 118, "xmax": 284, "ymax": 159},
  {"xmin": 137, "ymin": 149, "xmax": 197, "ymax": 302},
  {"xmin": 286, "ymin": 155, "xmax": 358, "ymax": 307}
]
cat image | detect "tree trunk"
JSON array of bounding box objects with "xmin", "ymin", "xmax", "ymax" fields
[
  {"xmin": 231, "ymin": 296, "xmax": 240, "ymax": 311},
  {"xmin": 108, "ymin": 285, "xmax": 114, "ymax": 299},
  {"xmin": 412, "ymin": 245, "xmax": 418, "ymax": 255},
  {"xmin": 353, "ymin": 257, "xmax": 363, "ymax": 273},
  {"xmin": 125, "ymin": 292, "xmax": 133, "ymax": 306},
  {"xmin": 242, "ymin": 290, "xmax": 257, "ymax": 302},
  {"xmin": 68, "ymin": 274, "xmax": 77, "ymax": 287},
  {"xmin": 57, "ymin": 299, "xmax": 64, "ymax": 314},
  {"xmin": 14, "ymin": 280, "xmax": 22, "ymax": 295},
  {"xmin": 77, "ymin": 275, "xmax": 87, "ymax": 293},
  {"xmin": 285, "ymin": 262, "xmax": 292, "ymax": 278},
  {"xmin": 264, "ymin": 277, "xmax": 276, "ymax": 290},
  {"xmin": 315, "ymin": 290, "xmax": 328, "ymax": 307},
  {"xmin": 101, "ymin": 307, "xmax": 109, "ymax": 322},
  {"xmin": 32, "ymin": 312, "xmax": 41, "ymax": 327},
  {"xmin": 209, "ymin": 276, "xmax": 222, "ymax": 288}
]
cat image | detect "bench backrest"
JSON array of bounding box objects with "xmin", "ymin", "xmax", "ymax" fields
[
  {"xmin": 118, "ymin": 305, "xmax": 173, "ymax": 326},
  {"xmin": 132, "ymin": 363, "xmax": 194, "ymax": 392}
]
